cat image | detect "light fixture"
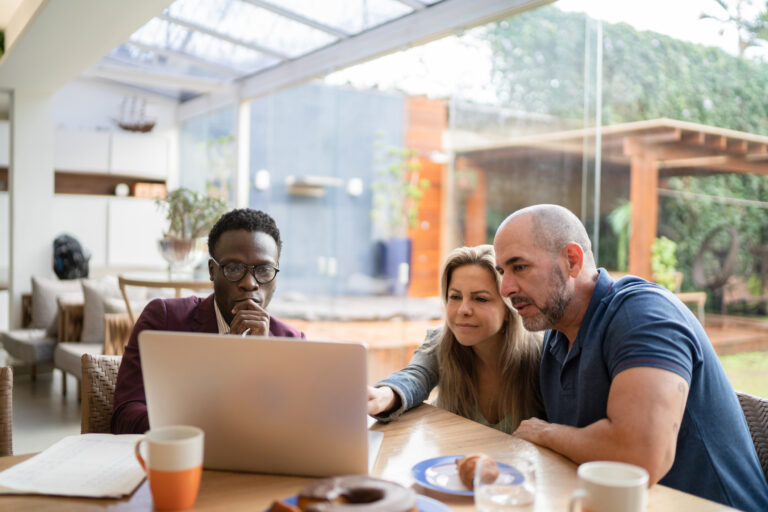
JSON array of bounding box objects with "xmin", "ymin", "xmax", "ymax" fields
[
  {"xmin": 254, "ymin": 169, "xmax": 270, "ymax": 190},
  {"xmin": 346, "ymin": 178, "xmax": 364, "ymax": 197}
]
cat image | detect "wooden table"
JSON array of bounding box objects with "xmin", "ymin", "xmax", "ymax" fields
[{"xmin": 0, "ymin": 405, "xmax": 737, "ymax": 511}]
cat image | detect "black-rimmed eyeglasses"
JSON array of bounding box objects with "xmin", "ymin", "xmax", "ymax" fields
[{"xmin": 211, "ymin": 258, "xmax": 279, "ymax": 284}]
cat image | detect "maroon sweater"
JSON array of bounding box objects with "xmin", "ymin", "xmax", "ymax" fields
[{"xmin": 111, "ymin": 294, "xmax": 305, "ymax": 434}]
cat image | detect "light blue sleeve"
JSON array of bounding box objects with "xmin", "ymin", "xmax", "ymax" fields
[{"xmin": 371, "ymin": 327, "xmax": 442, "ymax": 422}]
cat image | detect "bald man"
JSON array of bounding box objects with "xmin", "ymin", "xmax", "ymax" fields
[{"xmin": 493, "ymin": 204, "xmax": 768, "ymax": 511}]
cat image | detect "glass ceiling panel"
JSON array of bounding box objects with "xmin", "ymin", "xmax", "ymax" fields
[
  {"xmin": 96, "ymin": 0, "xmax": 452, "ymax": 98},
  {"xmin": 129, "ymin": 18, "xmax": 280, "ymax": 75},
  {"xmin": 274, "ymin": 0, "xmax": 412, "ymax": 34},
  {"xmin": 108, "ymin": 44, "xmax": 234, "ymax": 81},
  {"xmin": 167, "ymin": 0, "xmax": 337, "ymax": 58}
]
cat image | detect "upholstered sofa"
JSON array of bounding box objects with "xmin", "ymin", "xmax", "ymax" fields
[{"xmin": 1, "ymin": 276, "xmax": 136, "ymax": 395}]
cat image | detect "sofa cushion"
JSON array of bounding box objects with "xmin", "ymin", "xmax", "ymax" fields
[
  {"xmin": 1, "ymin": 329, "xmax": 56, "ymax": 363},
  {"xmin": 54, "ymin": 342, "xmax": 103, "ymax": 378},
  {"xmin": 30, "ymin": 276, "xmax": 83, "ymax": 337},
  {"xmin": 81, "ymin": 277, "xmax": 147, "ymax": 343}
]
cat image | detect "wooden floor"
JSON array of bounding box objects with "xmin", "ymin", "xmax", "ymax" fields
[{"xmin": 284, "ymin": 313, "xmax": 768, "ymax": 383}]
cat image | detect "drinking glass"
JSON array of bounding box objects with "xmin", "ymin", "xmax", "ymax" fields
[{"xmin": 474, "ymin": 454, "xmax": 536, "ymax": 511}]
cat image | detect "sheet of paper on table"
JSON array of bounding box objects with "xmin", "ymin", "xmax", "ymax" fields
[{"xmin": 0, "ymin": 434, "xmax": 145, "ymax": 498}]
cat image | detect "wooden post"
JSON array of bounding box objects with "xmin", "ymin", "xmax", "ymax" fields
[
  {"xmin": 463, "ymin": 168, "xmax": 487, "ymax": 247},
  {"xmin": 626, "ymin": 139, "xmax": 658, "ymax": 280}
]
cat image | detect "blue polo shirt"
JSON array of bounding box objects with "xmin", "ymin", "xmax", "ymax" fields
[{"xmin": 540, "ymin": 269, "xmax": 768, "ymax": 511}]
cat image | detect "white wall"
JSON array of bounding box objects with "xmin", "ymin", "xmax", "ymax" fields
[
  {"xmin": 53, "ymin": 77, "xmax": 177, "ymax": 132},
  {"xmin": 2, "ymin": 79, "xmax": 182, "ymax": 327},
  {"xmin": 9, "ymin": 92, "xmax": 56, "ymax": 328},
  {"xmin": 0, "ymin": 192, "xmax": 8, "ymax": 275},
  {"xmin": 51, "ymin": 195, "xmax": 167, "ymax": 270},
  {"xmin": 0, "ymin": 192, "xmax": 8, "ymax": 290}
]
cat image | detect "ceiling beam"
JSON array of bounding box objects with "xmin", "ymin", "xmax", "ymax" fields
[
  {"xmin": 708, "ymin": 156, "xmax": 768, "ymax": 175},
  {"xmin": 84, "ymin": 61, "xmax": 234, "ymax": 94},
  {"xmin": 240, "ymin": 0, "xmax": 349, "ymax": 39},
  {"xmin": 657, "ymin": 155, "xmax": 729, "ymax": 169},
  {"xmin": 0, "ymin": 0, "xmax": 173, "ymax": 92},
  {"xmin": 157, "ymin": 13, "xmax": 289, "ymax": 61},
  {"xmin": 180, "ymin": 0, "xmax": 554, "ymax": 120},
  {"xmin": 393, "ymin": 0, "xmax": 428, "ymax": 10}
]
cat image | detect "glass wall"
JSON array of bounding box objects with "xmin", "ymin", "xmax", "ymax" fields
[
  {"xmin": 179, "ymin": 107, "xmax": 236, "ymax": 203},
  {"xmin": 180, "ymin": 1, "xmax": 768, "ymax": 381}
]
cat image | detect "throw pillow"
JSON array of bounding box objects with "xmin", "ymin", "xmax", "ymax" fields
[
  {"xmin": 80, "ymin": 277, "xmax": 148, "ymax": 343},
  {"xmin": 30, "ymin": 276, "xmax": 83, "ymax": 337}
]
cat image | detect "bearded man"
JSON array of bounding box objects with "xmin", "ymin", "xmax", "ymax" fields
[{"xmin": 493, "ymin": 204, "xmax": 768, "ymax": 512}]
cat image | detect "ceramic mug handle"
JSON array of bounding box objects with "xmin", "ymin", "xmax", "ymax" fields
[
  {"xmin": 569, "ymin": 488, "xmax": 588, "ymax": 512},
  {"xmin": 135, "ymin": 437, "xmax": 147, "ymax": 472}
]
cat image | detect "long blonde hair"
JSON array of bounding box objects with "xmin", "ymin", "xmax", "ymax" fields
[{"xmin": 434, "ymin": 245, "xmax": 543, "ymax": 429}]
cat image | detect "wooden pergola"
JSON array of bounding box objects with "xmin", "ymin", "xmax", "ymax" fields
[{"xmin": 457, "ymin": 118, "xmax": 768, "ymax": 279}]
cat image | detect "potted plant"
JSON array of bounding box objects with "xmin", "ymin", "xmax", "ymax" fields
[
  {"xmin": 156, "ymin": 187, "xmax": 228, "ymax": 273},
  {"xmin": 370, "ymin": 143, "xmax": 430, "ymax": 295}
]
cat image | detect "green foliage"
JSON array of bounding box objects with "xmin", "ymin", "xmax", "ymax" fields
[
  {"xmin": 486, "ymin": 5, "xmax": 768, "ymax": 134},
  {"xmin": 607, "ymin": 201, "xmax": 631, "ymax": 272},
  {"xmin": 204, "ymin": 134, "xmax": 235, "ymax": 202},
  {"xmin": 651, "ymin": 236, "xmax": 679, "ymax": 291},
  {"xmin": 371, "ymin": 141, "xmax": 430, "ymax": 237},
  {"xmin": 486, "ymin": 5, "xmax": 768, "ymax": 306},
  {"xmin": 0, "ymin": 31, "xmax": 4, "ymax": 57},
  {"xmin": 661, "ymin": 175, "xmax": 768, "ymax": 292},
  {"xmin": 156, "ymin": 187, "xmax": 228, "ymax": 240}
]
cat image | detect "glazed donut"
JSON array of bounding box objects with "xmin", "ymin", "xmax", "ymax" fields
[
  {"xmin": 296, "ymin": 475, "xmax": 417, "ymax": 512},
  {"xmin": 456, "ymin": 453, "xmax": 499, "ymax": 490}
]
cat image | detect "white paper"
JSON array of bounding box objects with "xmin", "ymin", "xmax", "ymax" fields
[{"xmin": 0, "ymin": 434, "xmax": 146, "ymax": 498}]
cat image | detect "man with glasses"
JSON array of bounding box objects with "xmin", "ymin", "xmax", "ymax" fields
[{"xmin": 112, "ymin": 209, "xmax": 305, "ymax": 434}]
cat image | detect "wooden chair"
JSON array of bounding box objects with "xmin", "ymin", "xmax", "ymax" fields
[
  {"xmin": 737, "ymin": 391, "xmax": 768, "ymax": 484},
  {"xmin": 0, "ymin": 367, "xmax": 12, "ymax": 456},
  {"xmin": 118, "ymin": 275, "xmax": 212, "ymax": 324},
  {"xmin": 103, "ymin": 313, "xmax": 132, "ymax": 356},
  {"xmin": 80, "ymin": 354, "xmax": 122, "ymax": 434}
]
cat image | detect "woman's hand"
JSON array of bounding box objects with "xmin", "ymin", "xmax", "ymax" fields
[{"xmin": 367, "ymin": 386, "xmax": 397, "ymax": 415}]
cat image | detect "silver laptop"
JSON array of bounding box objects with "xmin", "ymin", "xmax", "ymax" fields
[{"xmin": 138, "ymin": 330, "xmax": 383, "ymax": 477}]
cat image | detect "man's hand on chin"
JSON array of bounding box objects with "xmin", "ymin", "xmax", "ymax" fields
[{"xmin": 230, "ymin": 299, "xmax": 270, "ymax": 336}]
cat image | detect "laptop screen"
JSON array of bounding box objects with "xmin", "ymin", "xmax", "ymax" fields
[{"xmin": 139, "ymin": 331, "xmax": 375, "ymax": 476}]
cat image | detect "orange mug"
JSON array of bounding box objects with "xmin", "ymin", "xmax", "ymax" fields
[{"xmin": 135, "ymin": 425, "xmax": 204, "ymax": 511}]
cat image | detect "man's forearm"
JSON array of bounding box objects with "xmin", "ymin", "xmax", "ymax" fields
[{"xmin": 517, "ymin": 418, "xmax": 672, "ymax": 485}]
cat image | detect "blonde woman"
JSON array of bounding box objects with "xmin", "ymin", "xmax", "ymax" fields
[{"xmin": 367, "ymin": 245, "xmax": 543, "ymax": 434}]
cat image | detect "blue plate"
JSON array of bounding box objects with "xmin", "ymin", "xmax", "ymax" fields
[
  {"xmin": 264, "ymin": 494, "xmax": 450, "ymax": 511},
  {"xmin": 411, "ymin": 455, "xmax": 523, "ymax": 496}
]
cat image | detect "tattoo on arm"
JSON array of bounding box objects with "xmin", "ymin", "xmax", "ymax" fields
[{"xmin": 673, "ymin": 382, "xmax": 686, "ymax": 433}]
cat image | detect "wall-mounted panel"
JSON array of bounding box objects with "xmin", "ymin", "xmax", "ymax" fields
[
  {"xmin": 107, "ymin": 197, "xmax": 166, "ymax": 267},
  {"xmin": 110, "ymin": 133, "xmax": 168, "ymax": 179},
  {"xmin": 51, "ymin": 195, "xmax": 110, "ymax": 267},
  {"xmin": 54, "ymin": 130, "xmax": 111, "ymax": 172}
]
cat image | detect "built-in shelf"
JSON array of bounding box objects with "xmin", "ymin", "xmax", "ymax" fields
[
  {"xmin": 0, "ymin": 169, "xmax": 165, "ymax": 196},
  {"xmin": 54, "ymin": 171, "xmax": 165, "ymax": 197}
]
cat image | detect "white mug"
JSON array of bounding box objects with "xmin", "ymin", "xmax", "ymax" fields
[
  {"xmin": 135, "ymin": 425, "xmax": 205, "ymax": 511},
  {"xmin": 569, "ymin": 461, "xmax": 648, "ymax": 512}
]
